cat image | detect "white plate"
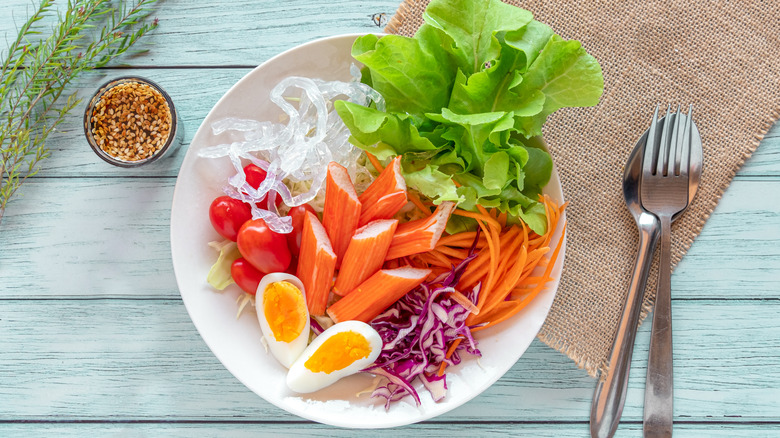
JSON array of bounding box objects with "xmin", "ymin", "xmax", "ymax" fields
[{"xmin": 170, "ymin": 33, "xmax": 566, "ymax": 429}]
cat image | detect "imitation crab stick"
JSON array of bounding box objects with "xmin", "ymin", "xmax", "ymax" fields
[
  {"xmin": 358, "ymin": 155, "xmax": 405, "ymax": 207},
  {"xmin": 296, "ymin": 211, "xmax": 337, "ymax": 316},
  {"xmin": 322, "ymin": 162, "xmax": 362, "ymax": 266},
  {"xmin": 327, "ymin": 266, "xmax": 431, "ymax": 323},
  {"xmin": 385, "ymin": 201, "xmax": 455, "ymax": 260},
  {"xmin": 358, "ymin": 156, "xmax": 407, "ymax": 226},
  {"xmin": 359, "ymin": 191, "xmax": 407, "ymax": 226},
  {"xmin": 333, "ymin": 219, "xmax": 398, "ymax": 296}
]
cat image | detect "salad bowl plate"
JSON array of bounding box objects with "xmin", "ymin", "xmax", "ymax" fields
[{"xmin": 170, "ymin": 33, "xmax": 566, "ymax": 428}]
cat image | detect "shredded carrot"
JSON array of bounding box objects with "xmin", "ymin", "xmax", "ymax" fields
[
  {"xmin": 427, "ymin": 250, "xmax": 455, "ymax": 267},
  {"xmin": 415, "ymin": 251, "xmax": 452, "ymax": 268},
  {"xmin": 448, "ymin": 290, "xmax": 479, "ymax": 315},
  {"xmin": 468, "ymin": 200, "xmax": 566, "ymax": 329},
  {"xmin": 431, "ymin": 246, "xmax": 469, "ymax": 260},
  {"xmin": 480, "ymin": 245, "xmax": 527, "ymax": 316},
  {"xmin": 453, "ymin": 208, "xmax": 502, "ymax": 230},
  {"xmin": 497, "ymin": 211, "xmax": 507, "ymax": 228},
  {"xmin": 436, "ymin": 231, "xmax": 479, "ymax": 246},
  {"xmin": 365, "ymin": 152, "xmax": 384, "ymax": 173},
  {"xmin": 407, "ymin": 190, "xmax": 431, "ymax": 216},
  {"xmin": 476, "ymin": 204, "xmax": 500, "ymax": 232},
  {"xmin": 470, "ymin": 222, "xmax": 566, "ymax": 332},
  {"xmin": 419, "ymin": 195, "xmax": 567, "ymax": 331},
  {"xmin": 437, "ymin": 337, "xmax": 463, "ymax": 376},
  {"xmin": 472, "ymin": 219, "xmax": 496, "ymax": 312}
]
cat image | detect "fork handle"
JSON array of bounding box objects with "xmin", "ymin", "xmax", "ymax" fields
[
  {"xmin": 644, "ymin": 213, "xmax": 674, "ymax": 437},
  {"xmin": 590, "ymin": 213, "xmax": 659, "ymax": 438}
]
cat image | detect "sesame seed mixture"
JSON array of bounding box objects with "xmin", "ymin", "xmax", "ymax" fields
[{"xmin": 90, "ymin": 81, "xmax": 172, "ymax": 162}]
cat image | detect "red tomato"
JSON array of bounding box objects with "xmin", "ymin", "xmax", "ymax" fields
[
  {"xmin": 286, "ymin": 204, "xmax": 317, "ymax": 256},
  {"xmin": 286, "ymin": 255, "xmax": 299, "ymax": 276},
  {"xmin": 237, "ymin": 218, "xmax": 291, "ymax": 273},
  {"xmin": 244, "ymin": 164, "xmax": 268, "ymax": 190},
  {"xmin": 244, "ymin": 164, "xmax": 283, "ymax": 209},
  {"xmin": 231, "ymin": 258, "xmax": 266, "ymax": 295},
  {"xmin": 209, "ymin": 196, "xmax": 252, "ymax": 241}
]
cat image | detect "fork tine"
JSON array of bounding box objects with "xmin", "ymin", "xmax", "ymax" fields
[
  {"xmin": 679, "ymin": 105, "xmax": 694, "ymax": 178},
  {"xmin": 643, "ymin": 105, "xmax": 660, "ymax": 176},
  {"xmin": 668, "ymin": 105, "xmax": 683, "ymax": 175},
  {"xmin": 655, "ymin": 105, "xmax": 672, "ymax": 176}
]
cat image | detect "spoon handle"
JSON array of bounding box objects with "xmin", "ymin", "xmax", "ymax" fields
[
  {"xmin": 590, "ymin": 213, "xmax": 660, "ymax": 438},
  {"xmin": 644, "ymin": 213, "xmax": 674, "ymax": 437}
]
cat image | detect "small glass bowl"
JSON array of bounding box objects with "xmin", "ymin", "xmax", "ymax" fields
[{"xmin": 84, "ymin": 76, "xmax": 183, "ymax": 168}]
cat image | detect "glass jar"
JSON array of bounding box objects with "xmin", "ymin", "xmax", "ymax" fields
[{"xmin": 83, "ymin": 76, "xmax": 183, "ymax": 168}]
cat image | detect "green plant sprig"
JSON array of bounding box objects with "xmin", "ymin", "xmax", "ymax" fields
[{"xmin": 0, "ymin": 0, "xmax": 159, "ymax": 225}]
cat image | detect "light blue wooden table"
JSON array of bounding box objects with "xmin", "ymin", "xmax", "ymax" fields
[{"xmin": 1, "ymin": 1, "xmax": 779, "ymax": 436}]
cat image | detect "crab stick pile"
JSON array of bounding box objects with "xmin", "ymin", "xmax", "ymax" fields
[{"xmin": 296, "ymin": 159, "xmax": 450, "ymax": 319}]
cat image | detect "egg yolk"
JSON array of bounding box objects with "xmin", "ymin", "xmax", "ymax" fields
[
  {"xmin": 304, "ymin": 331, "xmax": 371, "ymax": 374},
  {"xmin": 263, "ymin": 281, "xmax": 307, "ymax": 343}
]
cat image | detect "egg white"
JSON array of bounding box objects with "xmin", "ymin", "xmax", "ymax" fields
[
  {"xmin": 286, "ymin": 320, "xmax": 382, "ymax": 394},
  {"xmin": 255, "ymin": 273, "xmax": 310, "ymax": 369}
]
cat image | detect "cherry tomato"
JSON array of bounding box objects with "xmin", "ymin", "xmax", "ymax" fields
[
  {"xmin": 286, "ymin": 204, "xmax": 317, "ymax": 256},
  {"xmin": 209, "ymin": 196, "xmax": 252, "ymax": 241},
  {"xmin": 237, "ymin": 218, "xmax": 291, "ymax": 273},
  {"xmin": 244, "ymin": 164, "xmax": 283, "ymax": 209},
  {"xmin": 244, "ymin": 164, "xmax": 268, "ymax": 190},
  {"xmin": 231, "ymin": 257, "xmax": 266, "ymax": 295},
  {"xmin": 286, "ymin": 255, "xmax": 299, "ymax": 276}
]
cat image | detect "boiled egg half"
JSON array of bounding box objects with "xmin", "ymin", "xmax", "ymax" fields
[
  {"xmin": 286, "ymin": 320, "xmax": 382, "ymax": 393},
  {"xmin": 255, "ymin": 273, "xmax": 310, "ymax": 368}
]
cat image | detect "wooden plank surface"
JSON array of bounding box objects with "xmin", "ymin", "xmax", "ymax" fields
[
  {"xmin": 0, "ymin": 0, "xmax": 400, "ymax": 67},
  {"xmin": 1, "ymin": 299, "xmax": 779, "ymax": 424},
  {"xmin": 3, "ymin": 423, "xmax": 780, "ymax": 438},
  {"xmin": 1, "ymin": 0, "xmax": 780, "ymax": 436}
]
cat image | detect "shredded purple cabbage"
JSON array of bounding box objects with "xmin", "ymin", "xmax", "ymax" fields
[
  {"xmin": 309, "ymin": 316, "xmax": 325, "ymax": 336},
  {"xmin": 362, "ymin": 231, "xmax": 482, "ymax": 409}
]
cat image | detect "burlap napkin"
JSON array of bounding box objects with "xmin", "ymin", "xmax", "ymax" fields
[{"xmin": 385, "ymin": 0, "xmax": 780, "ymax": 377}]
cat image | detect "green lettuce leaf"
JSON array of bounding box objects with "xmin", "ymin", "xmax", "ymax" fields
[
  {"xmin": 428, "ymin": 108, "xmax": 515, "ymax": 175},
  {"xmin": 423, "ymin": 0, "xmax": 533, "ymax": 74},
  {"xmin": 351, "ymin": 26, "xmax": 456, "ymax": 115},
  {"xmin": 334, "ymin": 0, "xmax": 604, "ymax": 234},
  {"xmin": 503, "ymin": 19, "xmax": 555, "ymax": 73},
  {"xmin": 206, "ymin": 240, "xmax": 241, "ymax": 290},
  {"xmin": 521, "ymin": 144, "xmax": 553, "ymax": 196},
  {"xmin": 513, "ymin": 35, "xmax": 604, "ymax": 135},
  {"xmin": 334, "ymin": 101, "xmax": 439, "ymax": 159},
  {"xmin": 402, "ymin": 163, "xmax": 462, "ymax": 205}
]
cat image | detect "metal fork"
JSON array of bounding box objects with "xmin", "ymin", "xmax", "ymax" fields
[{"xmin": 640, "ymin": 104, "xmax": 697, "ymax": 438}]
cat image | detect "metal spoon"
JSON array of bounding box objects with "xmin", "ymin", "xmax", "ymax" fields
[{"xmin": 590, "ymin": 113, "xmax": 701, "ymax": 438}]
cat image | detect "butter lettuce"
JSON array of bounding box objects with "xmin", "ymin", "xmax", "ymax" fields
[
  {"xmin": 335, "ymin": 0, "xmax": 604, "ymax": 234},
  {"xmin": 206, "ymin": 240, "xmax": 241, "ymax": 290}
]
